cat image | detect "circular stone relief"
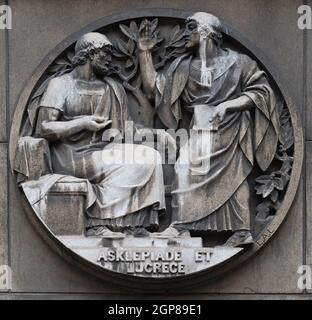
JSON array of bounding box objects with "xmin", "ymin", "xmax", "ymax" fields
[{"xmin": 9, "ymin": 9, "xmax": 303, "ymax": 291}]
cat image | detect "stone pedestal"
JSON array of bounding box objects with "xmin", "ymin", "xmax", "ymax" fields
[
  {"xmin": 58, "ymin": 235, "xmax": 243, "ymax": 277},
  {"xmin": 102, "ymin": 236, "xmax": 203, "ymax": 248},
  {"xmin": 40, "ymin": 181, "xmax": 88, "ymax": 236}
]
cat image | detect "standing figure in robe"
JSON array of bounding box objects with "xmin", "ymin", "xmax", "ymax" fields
[{"xmin": 138, "ymin": 12, "xmax": 279, "ymax": 247}]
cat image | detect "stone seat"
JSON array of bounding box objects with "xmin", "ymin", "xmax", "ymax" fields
[
  {"xmin": 43, "ymin": 180, "xmax": 173, "ymax": 237},
  {"xmin": 49, "ymin": 179, "xmax": 89, "ymax": 194},
  {"xmin": 43, "ymin": 180, "xmax": 88, "ymax": 237}
]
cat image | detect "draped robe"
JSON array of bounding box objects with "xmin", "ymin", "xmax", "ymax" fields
[
  {"xmin": 155, "ymin": 49, "xmax": 279, "ymax": 231},
  {"xmin": 14, "ymin": 72, "xmax": 165, "ymax": 230}
]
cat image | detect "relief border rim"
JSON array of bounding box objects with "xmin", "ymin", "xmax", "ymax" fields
[{"xmin": 8, "ymin": 8, "xmax": 304, "ymax": 293}]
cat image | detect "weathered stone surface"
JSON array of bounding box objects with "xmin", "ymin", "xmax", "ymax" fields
[
  {"xmin": 9, "ymin": 0, "xmax": 303, "ymax": 117},
  {"xmin": 7, "ymin": 0, "xmax": 306, "ymax": 296},
  {"xmin": 60, "ymin": 236, "xmax": 204, "ymax": 249},
  {"xmin": 0, "ymin": 144, "xmax": 9, "ymax": 291},
  {"xmin": 9, "ymin": 172, "xmax": 124, "ymax": 293},
  {"xmin": 43, "ymin": 194, "xmax": 86, "ymax": 236},
  {"xmin": 59, "ymin": 236, "xmax": 242, "ymax": 277},
  {"xmin": 184, "ymin": 180, "xmax": 304, "ymax": 294},
  {"xmin": 0, "ymin": 0, "xmax": 6, "ymax": 141},
  {"xmin": 9, "ymin": 170, "xmax": 304, "ymax": 294}
]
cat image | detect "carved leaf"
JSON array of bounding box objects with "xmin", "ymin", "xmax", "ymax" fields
[
  {"xmin": 279, "ymin": 173, "xmax": 289, "ymax": 188},
  {"xmin": 171, "ymin": 30, "xmax": 185, "ymax": 44},
  {"xmin": 48, "ymin": 64, "xmax": 64, "ymax": 73},
  {"xmin": 127, "ymin": 39, "xmax": 135, "ymax": 55},
  {"xmin": 112, "ymin": 47, "xmax": 127, "ymax": 58},
  {"xmin": 263, "ymin": 182, "xmax": 275, "ymax": 198},
  {"xmin": 255, "ymin": 175, "xmax": 271, "ymax": 184},
  {"xmin": 280, "ymin": 114, "xmax": 289, "ymax": 125},
  {"xmin": 67, "ymin": 51, "xmax": 74, "ymax": 63},
  {"xmin": 125, "ymin": 58, "xmax": 134, "ymax": 69},
  {"xmin": 156, "ymin": 37, "xmax": 164, "ymax": 44},
  {"xmin": 279, "ymin": 121, "xmax": 293, "ymax": 148},
  {"xmin": 116, "ymin": 39, "xmax": 130, "ymax": 56},
  {"xmin": 130, "ymin": 21, "xmax": 139, "ymax": 39},
  {"xmin": 120, "ymin": 24, "xmax": 137, "ymax": 41},
  {"xmin": 273, "ymin": 177, "xmax": 284, "ymax": 191},
  {"xmin": 149, "ymin": 18, "xmax": 158, "ymax": 34},
  {"xmin": 255, "ymin": 184, "xmax": 267, "ymax": 195},
  {"xmin": 171, "ymin": 47, "xmax": 187, "ymax": 55},
  {"xmin": 255, "ymin": 102, "xmax": 294, "ymax": 218},
  {"xmin": 281, "ymin": 160, "xmax": 292, "ymax": 174},
  {"xmin": 139, "ymin": 19, "xmax": 148, "ymax": 32},
  {"xmin": 170, "ymin": 39, "xmax": 186, "ymax": 48},
  {"xmin": 168, "ymin": 25, "xmax": 181, "ymax": 43},
  {"xmin": 256, "ymin": 201, "xmax": 271, "ymax": 220},
  {"xmin": 283, "ymin": 135, "xmax": 294, "ymax": 151},
  {"xmin": 54, "ymin": 58, "xmax": 66, "ymax": 65},
  {"xmin": 270, "ymin": 190, "xmax": 279, "ymax": 203}
]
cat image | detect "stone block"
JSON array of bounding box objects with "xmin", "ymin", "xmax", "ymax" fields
[
  {"xmin": 58, "ymin": 235, "xmax": 242, "ymax": 277},
  {"xmin": 40, "ymin": 181, "xmax": 88, "ymax": 236}
]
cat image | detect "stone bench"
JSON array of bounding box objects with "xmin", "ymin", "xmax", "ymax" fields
[
  {"xmin": 41, "ymin": 180, "xmax": 88, "ymax": 236},
  {"xmin": 41, "ymin": 180, "xmax": 173, "ymax": 237}
]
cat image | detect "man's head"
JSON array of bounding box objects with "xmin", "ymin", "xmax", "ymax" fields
[
  {"xmin": 185, "ymin": 12, "xmax": 224, "ymax": 48},
  {"xmin": 73, "ymin": 32, "xmax": 113, "ymax": 76}
]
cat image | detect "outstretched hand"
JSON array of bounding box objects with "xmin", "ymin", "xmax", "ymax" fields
[
  {"xmin": 83, "ymin": 116, "xmax": 112, "ymax": 132},
  {"xmin": 209, "ymin": 103, "xmax": 229, "ymax": 123},
  {"xmin": 138, "ymin": 19, "xmax": 157, "ymax": 52}
]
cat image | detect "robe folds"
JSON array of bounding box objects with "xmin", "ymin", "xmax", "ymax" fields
[
  {"xmin": 14, "ymin": 72, "xmax": 165, "ymax": 230},
  {"xmin": 155, "ymin": 49, "xmax": 279, "ymax": 231}
]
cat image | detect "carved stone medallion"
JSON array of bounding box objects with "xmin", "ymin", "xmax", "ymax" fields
[{"xmin": 9, "ymin": 9, "xmax": 303, "ymax": 291}]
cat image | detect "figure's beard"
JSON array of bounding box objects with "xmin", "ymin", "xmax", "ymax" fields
[{"xmin": 92, "ymin": 60, "xmax": 112, "ymax": 77}]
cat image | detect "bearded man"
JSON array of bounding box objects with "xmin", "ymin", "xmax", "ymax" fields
[{"xmin": 18, "ymin": 32, "xmax": 167, "ymax": 238}]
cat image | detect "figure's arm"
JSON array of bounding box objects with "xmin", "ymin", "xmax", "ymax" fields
[
  {"xmin": 138, "ymin": 51, "xmax": 157, "ymax": 97},
  {"xmin": 210, "ymin": 95, "xmax": 255, "ymax": 122},
  {"xmin": 138, "ymin": 22, "xmax": 158, "ymax": 98},
  {"xmin": 222, "ymin": 95, "xmax": 255, "ymax": 112},
  {"xmin": 39, "ymin": 108, "xmax": 111, "ymax": 141}
]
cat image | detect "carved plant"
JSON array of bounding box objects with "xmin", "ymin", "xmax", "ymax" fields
[
  {"xmin": 255, "ymin": 103, "xmax": 294, "ymax": 220},
  {"xmin": 112, "ymin": 18, "xmax": 187, "ymax": 126},
  {"xmin": 156, "ymin": 24, "xmax": 187, "ymax": 69}
]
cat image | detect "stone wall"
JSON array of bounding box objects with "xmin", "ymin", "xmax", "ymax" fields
[{"xmin": 0, "ymin": 0, "xmax": 311, "ymax": 299}]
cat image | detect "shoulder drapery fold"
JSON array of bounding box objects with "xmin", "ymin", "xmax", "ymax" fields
[
  {"xmin": 155, "ymin": 54, "xmax": 192, "ymax": 129},
  {"xmin": 104, "ymin": 77, "xmax": 130, "ymax": 134},
  {"xmin": 240, "ymin": 55, "xmax": 279, "ymax": 172}
]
